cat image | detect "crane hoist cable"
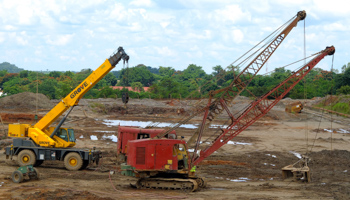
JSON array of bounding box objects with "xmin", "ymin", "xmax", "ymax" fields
[
  {"xmin": 307, "ymin": 53, "xmax": 335, "ymax": 154},
  {"xmin": 303, "ymin": 17, "xmax": 309, "ymax": 155},
  {"xmin": 121, "ymin": 59, "xmax": 129, "ymax": 107},
  {"xmin": 330, "ymin": 53, "xmax": 335, "ymax": 151}
]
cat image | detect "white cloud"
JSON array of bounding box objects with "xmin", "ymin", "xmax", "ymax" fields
[
  {"xmin": 4, "ymin": 25, "xmax": 16, "ymax": 31},
  {"xmin": 232, "ymin": 29, "xmax": 244, "ymax": 44},
  {"xmin": 16, "ymin": 3, "xmax": 34, "ymax": 25},
  {"xmin": 313, "ymin": 0, "xmax": 350, "ymax": 16},
  {"xmin": 130, "ymin": 0, "xmax": 155, "ymax": 7},
  {"xmin": 155, "ymin": 46, "xmax": 176, "ymax": 57},
  {"xmin": 45, "ymin": 34, "xmax": 74, "ymax": 46},
  {"xmin": 129, "ymin": 22, "xmax": 143, "ymax": 32},
  {"xmin": 211, "ymin": 5, "xmax": 250, "ymax": 24},
  {"xmin": 0, "ymin": 33, "xmax": 5, "ymax": 43},
  {"xmin": 0, "ymin": 0, "xmax": 347, "ymax": 73},
  {"xmin": 323, "ymin": 22, "xmax": 349, "ymax": 31},
  {"xmin": 16, "ymin": 37, "xmax": 28, "ymax": 46}
]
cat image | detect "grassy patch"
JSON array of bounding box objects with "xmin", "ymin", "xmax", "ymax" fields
[
  {"xmin": 332, "ymin": 103, "xmax": 350, "ymax": 115},
  {"xmin": 315, "ymin": 96, "xmax": 350, "ymax": 115}
]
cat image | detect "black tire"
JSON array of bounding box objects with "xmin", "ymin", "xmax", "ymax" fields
[
  {"xmin": 12, "ymin": 170, "xmax": 24, "ymax": 183},
  {"xmin": 80, "ymin": 160, "xmax": 89, "ymax": 170},
  {"xmin": 17, "ymin": 150, "xmax": 36, "ymax": 166},
  {"xmin": 33, "ymin": 168, "xmax": 40, "ymax": 180},
  {"xmin": 34, "ymin": 160, "xmax": 43, "ymax": 167},
  {"xmin": 64, "ymin": 152, "xmax": 83, "ymax": 171}
]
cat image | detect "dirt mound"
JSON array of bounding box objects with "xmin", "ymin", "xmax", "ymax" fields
[
  {"xmin": 0, "ymin": 92, "xmax": 53, "ymax": 111},
  {"xmin": 0, "ymin": 113, "xmax": 43, "ymax": 123}
]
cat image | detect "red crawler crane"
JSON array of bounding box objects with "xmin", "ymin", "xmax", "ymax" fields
[{"xmin": 123, "ymin": 46, "xmax": 335, "ymax": 191}]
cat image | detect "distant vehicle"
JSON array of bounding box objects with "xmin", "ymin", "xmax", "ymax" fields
[{"xmin": 285, "ymin": 101, "xmax": 303, "ymax": 113}]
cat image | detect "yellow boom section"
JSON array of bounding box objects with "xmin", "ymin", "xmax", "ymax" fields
[
  {"xmin": 35, "ymin": 59, "xmax": 112, "ymax": 130},
  {"xmin": 35, "ymin": 47, "xmax": 128, "ymax": 131},
  {"xmin": 21, "ymin": 47, "xmax": 129, "ymax": 147}
]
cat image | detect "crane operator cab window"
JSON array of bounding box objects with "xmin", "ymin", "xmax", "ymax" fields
[
  {"xmin": 137, "ymin": 133, "xmax": 150, "ymax": 139},
  {"xmin": 57, "ymin": 129, "xmax": 68, "ymax": 141},
  {"xmin": 56, "ymin": 128, "xmax": 75, "ymax": 142},
  {"xmin": 68, "ymin": 129, "xmax": 75, "ymax": 142},
  {"xmin": 173, "ymin": 144, "xmax": 188, "ymax": 170}
]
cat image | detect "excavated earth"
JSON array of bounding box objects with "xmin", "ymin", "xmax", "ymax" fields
[{"xmin": 1, "ymin": 93, "xmax": 350, "ymax": 199}]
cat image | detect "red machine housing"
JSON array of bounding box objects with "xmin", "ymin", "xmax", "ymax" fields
[
  {"xmin": 117, "ymin": 126, "xmax": 176, "ymax": 158},
  {"xmin": 127, "ymin": 139, "xmax": 190, "ymax": 172}
]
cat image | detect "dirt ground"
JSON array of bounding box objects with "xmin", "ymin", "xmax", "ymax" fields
[{"xmin": 1, "ymin": 94, "xmax": 350, "ymax": 200}]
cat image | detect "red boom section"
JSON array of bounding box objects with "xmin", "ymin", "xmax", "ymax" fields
[
  {"xmin": 192, "ymin": 46, "xmax": 335, "ymax": 166},
  {"xmin": 156, "ymin": 11, "xmax": 306, "ymax": 140}
]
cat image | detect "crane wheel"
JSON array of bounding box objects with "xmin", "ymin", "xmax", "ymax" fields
[
  {"xmin": 17, "ymin": 150, "xmax": 36, "ymax": 166},
  {"xmin": 64, "ymin": 152, "xmax": 83, "ymax": 171},
  {"xmin": 12, "ymin": 170, "xmax": 24, "ymax": 183}
]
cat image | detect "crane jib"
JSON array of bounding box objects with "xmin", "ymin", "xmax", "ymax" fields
[{"xmin": 70, "ymin": 82, "xmax": 88, "ymax": 99}]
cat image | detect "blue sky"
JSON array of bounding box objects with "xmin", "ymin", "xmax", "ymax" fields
[{"xmin": 0, "ymin": 0, "xmax": 348, "ymax": 74}]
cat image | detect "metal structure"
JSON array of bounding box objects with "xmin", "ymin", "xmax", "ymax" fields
[
  {"xmin": 155, "ymin": 11, "xmax": 307, "ymax": 149},
  {"xmin": 123, "ymin": 46, "xmax": 335, "ymax": 191},
  {"xmin": 191, "ymin": 46, "xmax": 335, "ymax": 165}
]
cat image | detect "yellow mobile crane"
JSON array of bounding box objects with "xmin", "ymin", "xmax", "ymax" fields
[{"xmin": 5, "ymin": 47, "xmax": 129, "ymax": 170}]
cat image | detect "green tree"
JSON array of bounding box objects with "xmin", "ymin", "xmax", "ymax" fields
[
  {"xmin": 19, "ymin": 70, "xmax": 29, "ymax": 78},
  {"xmin": 212, "ymin": 65, "xmax": 223, "ymax": 76},
  {"xmin": 103, "ymin": 73, "xmax": 118, "ymax": 86},
  {"xmin": 0, "ymin": 70, "xmax": 7, "ymax": 77},
  {"xmin": 56, "ymin": 82, "xmax": 73, "ymax": 99},
  {"xmin": 131, "ymin": 82, "xmax": 144, "ymax": 92},
  {"xmin": 337, "ymin": 85, "xmax": 350, "ymax": 95},
  {"xmin": 159, "ymin": 66, "xmax": 175, "ymax": 77},
  {"xmin": 118, "ymin": 65, "xmax": 155, "ymax": 86},
  {"xmin": 49, "ymin": 71, "xmax": 63, "ymax": 78},
  {"xmin": 97, "ymin": 86, "xmax": 116, "ymax": 98},
  {"xmin": 38, "ymin": 78, "xmax": 58, "ymax": 99},
  {"xmin": 179, "ymin": 64, "xmax": 207, "ymax": 82},
  {"xmin": 2, "ymin": 77, "xmax": 26, "ymax": 94},
  {"xmin": 0, "ymin": 73, "xmax": 18, "ymax": 88}
]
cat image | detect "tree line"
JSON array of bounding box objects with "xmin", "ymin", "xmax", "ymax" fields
[{"xmin": 1, "ymin": 62, "xmax": 350, "ymax": 100}]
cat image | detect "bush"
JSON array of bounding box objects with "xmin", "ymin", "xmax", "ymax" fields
[{"xmin": 337, "ymin": 85, "xmax": 350, "ymax": 95}]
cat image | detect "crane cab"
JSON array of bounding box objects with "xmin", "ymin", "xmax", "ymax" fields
[
  {"xmin": 48, "ymin": 127, "xmax": 76, "ymax": 147},
  {"xmin": 49, "ymin": 127, "xmax": 76, "ymax": 142},
  {"xmin": 124, "ymin": 139, "xmax": 190, "ymax": 178},
  {"xmin": 117, "ymin": 126, "xmax": 176, "ymax": 163}
]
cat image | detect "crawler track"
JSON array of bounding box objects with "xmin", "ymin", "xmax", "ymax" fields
[{"xmin": 136, "ymin": 178, "xmax": 199, "ymax": 192}]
